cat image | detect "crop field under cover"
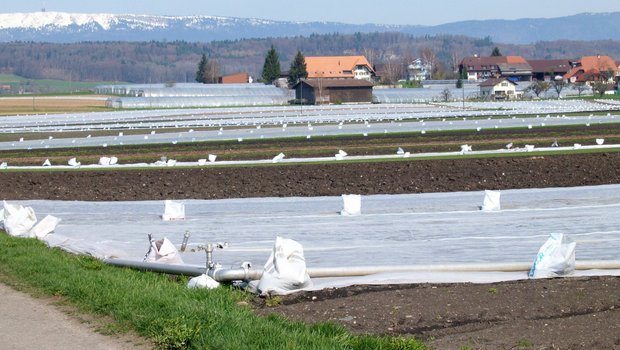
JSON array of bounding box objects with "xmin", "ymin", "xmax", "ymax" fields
[{"xmin": 15, "ymin": 184, "xmax": 620, "ymax": 288}]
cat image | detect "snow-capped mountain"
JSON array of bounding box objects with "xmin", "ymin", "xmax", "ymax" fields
[
  {"xmin": 0, "ymin": 11, "xmax": 402, "ymax": 43},
  {"xmin": 0, "ymin": 11, "xmax": 619, "ymax": 44}
]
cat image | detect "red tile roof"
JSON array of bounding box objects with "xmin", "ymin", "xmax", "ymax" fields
[
  {"xmin": 528, "ymin": 59, "xmax": 573, "ymax": 74},
  {"xmin": 295, "ymin": 79, "xmax": 374, "ymax": 89},
  {"xmin": 564, "ymin": 56, "xmax": 617, "ymax": 79},
  {"xmin": 461, "ymin": 56, "xmax": 527, "ymax": 71},
  {"xmin": 305, "ymin": 56, "xmax": 374, "ymax": 79}
]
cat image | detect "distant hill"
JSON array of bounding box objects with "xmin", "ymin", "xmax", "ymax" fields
[
  {"xmin": 0, "ymin": 11, "xmax": 619, "ymax": 44},
  {"xmin": 2, "ymin": 33, "xmax": 619, "ymax": 85}
]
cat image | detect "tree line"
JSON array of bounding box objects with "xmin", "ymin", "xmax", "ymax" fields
[{"xmin": 1, "ymin": 33, "xmax": 619, "ymax": 84}]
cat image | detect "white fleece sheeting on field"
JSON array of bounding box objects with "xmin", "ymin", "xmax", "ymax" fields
[{"xmin": 10, "ymin": 184, "xmax": 620, "ymax": 287}]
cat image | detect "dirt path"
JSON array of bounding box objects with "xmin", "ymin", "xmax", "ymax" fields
[{"xmin": 0, "ymin": 283, "xmax": 152, "ymax": 350}]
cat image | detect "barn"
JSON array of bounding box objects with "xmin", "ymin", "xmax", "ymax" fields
[{"xmin": 293, "ymin": 79, "xmax": 373, "ymax": 105}]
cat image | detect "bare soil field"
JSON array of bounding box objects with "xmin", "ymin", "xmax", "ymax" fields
[{"xmin": 1, "ymin": 151, "xmax": 619, "ymax": 349}]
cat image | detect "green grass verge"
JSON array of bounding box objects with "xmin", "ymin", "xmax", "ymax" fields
[
  {"xmin": 0, "ymin": 73, "xmax": 119, "ymax": 93},
  {"xmin": 0, "ymin": 232, "xmax": 427, "ymax": 350}
]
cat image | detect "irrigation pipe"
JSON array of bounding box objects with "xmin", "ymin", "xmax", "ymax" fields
[{"xmin": 104, "ymin": 258, "xmax": 620, "ymax": 282}]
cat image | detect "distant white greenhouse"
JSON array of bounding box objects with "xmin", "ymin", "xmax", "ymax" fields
[{"xmin": 99, "ymin": 83, "xmax": 294, "ymax": 108}]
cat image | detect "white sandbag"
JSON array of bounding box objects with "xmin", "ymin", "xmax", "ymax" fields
[
  {"xmin": 396, "ymin": 147, "xmax": 405, "ymax": 155},
  {"xmin": 99, "ymin": 157, "xmax": 111, "ymax": 166},
  {"xmin": 596, "ymin": 138, "xmax": 605, "ymax": 145},
  {"xmin": 68, "ymin": 158, "xmax": 81, "ymax": 167},
  {"xmin": 109, "ymin": 157, "xmax": 118, "ymax": 165},
  {"xmin": 272, "ymin": 153, "xmax": 285, "ymax": 163},
  {"xmin": 2, "ymin": 201, "xmax": 37, "ymax": 237},
  {"xmin": 529, "ymin": 233, "xmax": 576, "ymax": 279},
  {"xmin": 0, "ymin": 162, "xmax": 7, "ymax": 169},
  {"xmin": 481, "ymin": 190, "xmax": 501, "ymax": 211},
  {"xmin": 573, "ymin": 143, "xmax": 582, "ymax": 150},
  {"xmin": 198, "ymin": 159, "xmax": 207, "ymax": 166},
  {"xmin": 340, "ymin": 194, "xmax": 361, "ymax": 216},
  {"xmin": 162, "ymin": 200, "xmax": 185, "ymax": 221},
  {"xmin": 256, "ymin": 237, "xmax": 311, "ymax": 295},
  {"xmin": 42, "ymin": 159, "xmax": 51, "ymax": 166},
  {"xmin": 145, "ymin": 237, "xmax": 184, "ymax": 264},
  {"xmin": 187, "ymin": 274, "xmax": 220, "ymax": 289},
  {"xmin": 166, "ymin": 159, "xmax": 177, "ymax": 167},
  {"xmin": 208, "ymin": 154, "xmax": 217, "ymax": 163},
  {"xmin": 460, "ymin": 144, "xmax": 472, "ymax": 154},
  {"xmin": 335, "ymin": 150, "xmax": 348, "ymax": 161},
  {"xmin": 30, "ymin": 215, "xmax": 61, "ymax": 238}
]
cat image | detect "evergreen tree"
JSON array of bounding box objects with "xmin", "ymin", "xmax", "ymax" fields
[
  {"xmin": 195, "ymin": 53, "xmax": 208, "ymax": 83},
  {"xmin": 195, "ymin": 53, "xmax": 219, "ymax": 84},
  {"xmin": 288, "ymin": 50, "xmax": 308, "ymax": 87},
  {"xmin": 261, "ymin": 45, "xmax": 281, "ymax": 85},
  {"xmin": 491, "ymin": 47, "xmax": 502, "ymax": 56}
]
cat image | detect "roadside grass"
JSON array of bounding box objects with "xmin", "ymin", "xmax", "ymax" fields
[{"xmin": 0, "ymin": 232, "xmax": 428, "ymax": 350}]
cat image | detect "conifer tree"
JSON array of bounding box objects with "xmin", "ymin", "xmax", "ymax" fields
[
  {"xmin": 491, "ymin": 47, "xmax": 502, "ymax": 56},
  {"xmin": 195, "ymin": 53, "xmax": 208, "ymax": 83},
  {"xmin": 261, "ymin": 45, "xmax": 281, "ymax": 85},
  {"xmin": 288, "ymin": 50, "xmax": 308, "ymax": 87}
]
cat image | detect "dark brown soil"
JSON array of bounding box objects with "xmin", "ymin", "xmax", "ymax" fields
[
  {"xmin": 1, "ymin": 152, "xmax": 619, "ymax": 349},
  {"xmin": 1, "ymin": 152, "xmax": 620, "ymax": 201}
]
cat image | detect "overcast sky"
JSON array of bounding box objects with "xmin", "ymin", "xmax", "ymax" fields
[{"xmin": 5, "ymin": 0, "xmax": 620, "ymax": 25}]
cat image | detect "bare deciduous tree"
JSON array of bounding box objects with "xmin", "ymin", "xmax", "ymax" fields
[
  {"xmin": 381, "ymin": 54, "xmax": 405, "ymax": 85},
  {"xmin": 592, "ymin": 81, "xmax": 610, "ymax": 97},
  {"xmin": 527, "ymin": 81, "xmax": 550, "ymax": 98},
  {"xmin": 574, "ymin": 82, "xmax": 590, "ymax": 96},
  {"xmin": 551, "ymin": 79, "xmax": 569, "ymax": 99},
  {"xmin": 439, "ymin": 87, "xmax": 451, "ymax": 102},
  {"xmin": 420, "ymin": 47, "xmax": 438, "ymax": 79}
]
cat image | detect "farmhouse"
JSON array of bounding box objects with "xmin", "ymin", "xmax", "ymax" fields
[
  {"xmin": 293, "ymin": 79, "xmax": 373, "ymax": 105},
  {"xmin": 479, "ymin": 78, "xmax": 518, "ymax": 100},
  {"xmin": 407, "ymin": 58, "xmax": 432, "ymax": 81},
  {"xmin": 564, "ymin": 56, "xmax": 618, "ymax": 83},
  {"xmin": 304, "ymin": 56, "xmax": 375, "ymax": 81},
  {"xmin": 460, "ymin": 56, "xmax": 531, "ymax": 81},
  {"xmin": 528, "ymin": 59, "xmax": 573, "ymax": 81}
]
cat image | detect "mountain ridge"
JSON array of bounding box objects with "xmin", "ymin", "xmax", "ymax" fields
[{"xmin": 0, "ymin": 11, "xmax": 619, "ymax": 44}]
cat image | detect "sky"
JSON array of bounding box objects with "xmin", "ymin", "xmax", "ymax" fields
[{"xmin": 4, "ymin": 0, "xmax": 620, "ymax": 26}]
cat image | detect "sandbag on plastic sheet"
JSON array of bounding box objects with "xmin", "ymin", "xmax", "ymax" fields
[
  {"xmin": 2, "ymin": 201, "xmax": 37, "ymax": 237},
  {"xmin": 30, "ymin": 215, "xmax": 61, "ymax": 238},
  {"xmin": 188, "ymin": 274, "xmax": 220, "ymax": 289},
  {"xmin": 341, "ymin": 194, "xmax": 361, "ymax": 216},
  {"xmin": 99, "ymin": 156, "xmax": 118, "ymax": 166},
  {"xmin": 162, "ymin": 200, "xmax": 185, "ymax": 221},
  {"xmin": 145, "ymin": 237, "xmax": 184, "ymax": 264},
  {"xmin": 255, "ymin": 237, "xmax": 312, "ymax": 295},
  {"xmin": 529, "ymin": 233, "xmax": 576, "ymax": 278},
  {"xmin": 481, "ymin": 190, "xmax": 501, "ymax": 211}
]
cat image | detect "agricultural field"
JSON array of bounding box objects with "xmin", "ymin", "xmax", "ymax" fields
[
  {"xmin": 1, "ymin": 100, "xmax": 619, "ymax": 349},
  {"xmin": 0, "ymin": 95, "xmax": 110, "ymax": 115}
]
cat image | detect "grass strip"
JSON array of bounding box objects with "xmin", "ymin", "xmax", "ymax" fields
[{"xmin": 0, "ymin": 232, "xmax": 427, "ymax": 350}]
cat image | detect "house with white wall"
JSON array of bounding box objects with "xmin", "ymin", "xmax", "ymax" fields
[{"xmin": 479, "ymin": 78, "xmax": 518, "ymax": 100}]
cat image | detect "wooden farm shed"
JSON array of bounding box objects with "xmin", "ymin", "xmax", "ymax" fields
[{"xmin": 293, "ymin": 79, "xmax": 373, "ymax": 105}]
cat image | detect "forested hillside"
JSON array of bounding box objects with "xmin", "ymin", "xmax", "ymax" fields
[{"xmin": 1, "ymin": 32, "xmax": 619, "ymax": 84}]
